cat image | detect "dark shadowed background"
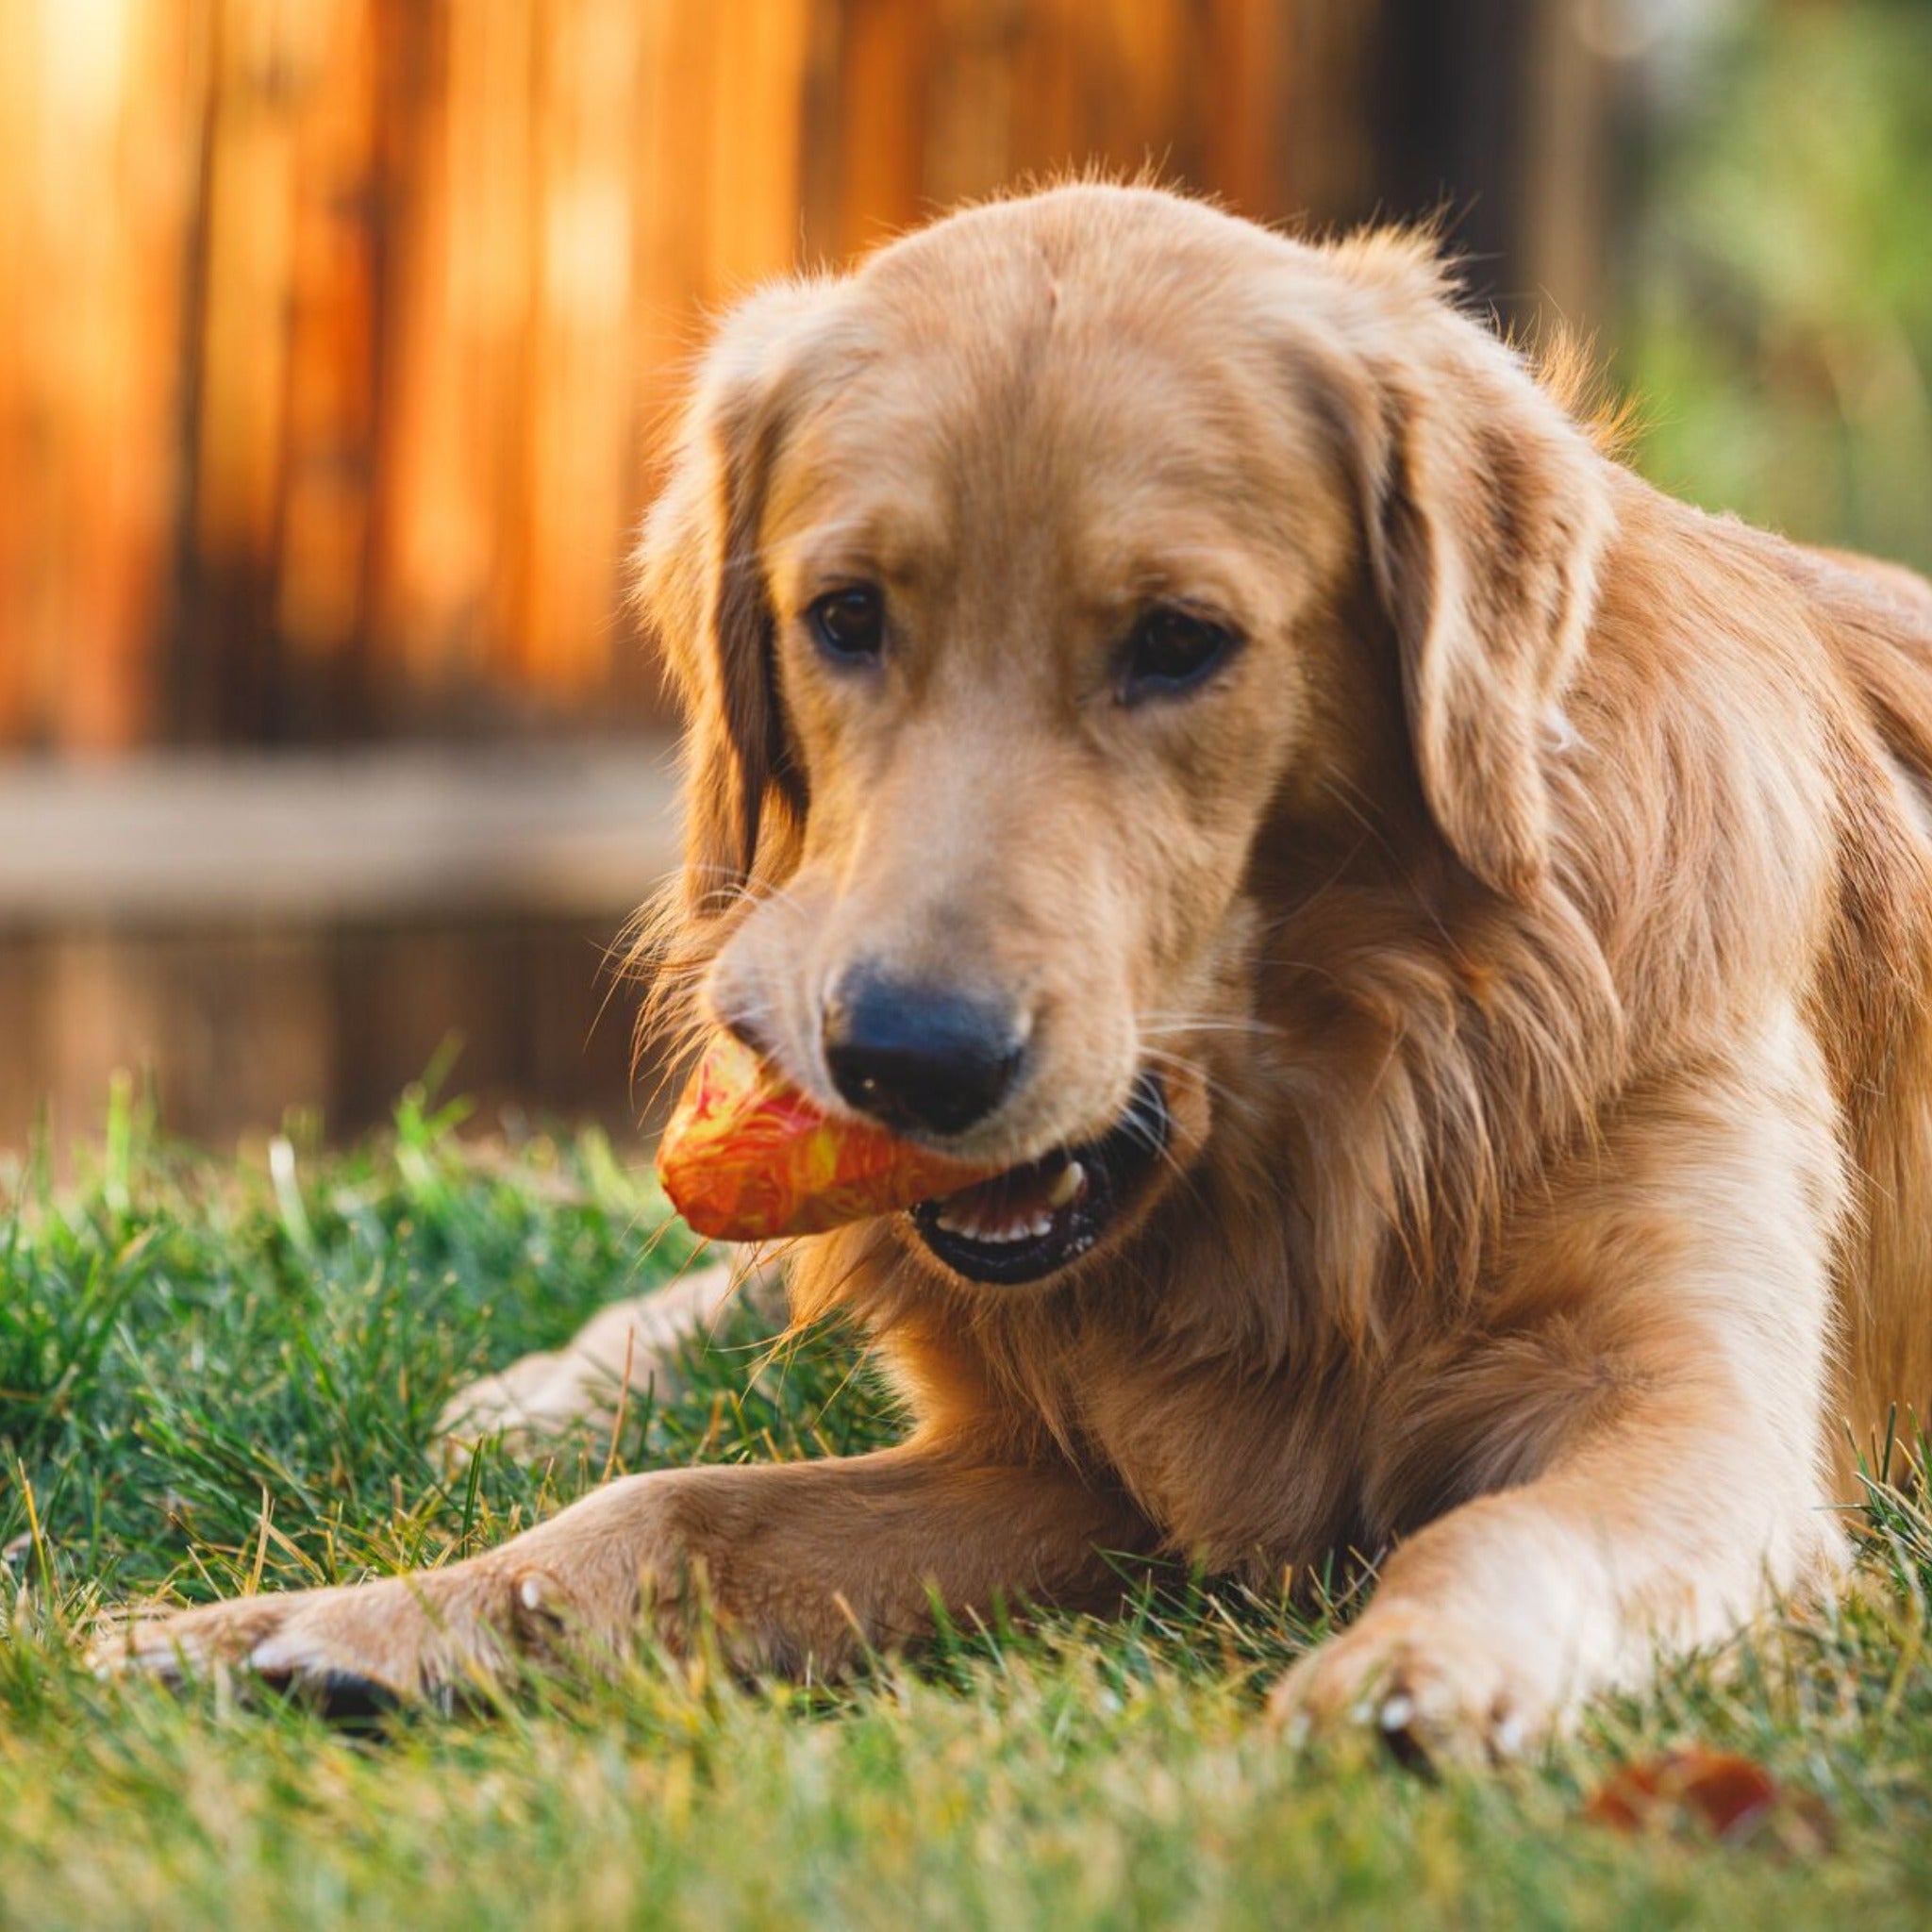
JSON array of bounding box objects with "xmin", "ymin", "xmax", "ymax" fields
[{"xmin": 2, "ymin": 0, "xmax": 1928, "ymax": 1158}]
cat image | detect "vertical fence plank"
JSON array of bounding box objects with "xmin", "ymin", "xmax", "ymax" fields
[
  {"xmin": 0, "ymin": 1, "xmax": 46, "ymax": 744},
  {"xmin": 275, "ymin": 0, "xmax": 380, "ymax": 727},
  {"xmin": 0, "ymin": 0, "xmax": 203, "ymax": 751}
]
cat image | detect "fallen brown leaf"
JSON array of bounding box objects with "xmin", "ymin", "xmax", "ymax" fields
[{"xmin": 1584, "ymin": 1747, "xmax": 1834, "ymax": 1857}]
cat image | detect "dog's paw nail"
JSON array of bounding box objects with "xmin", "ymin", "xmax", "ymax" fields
[
  {"xmin": 1491, "ymin": 1711, "xmax": 1528, "ymax": 1758},
  {"xmin": 246, "ymin": 1634, "xmax": 308, "ymax": 1679},
  {"xmin": 1378, "ymin": 1691, "xmax": 1417, "ymax": 1734},
  {"xmin": 512, "ymin": 1567, "xmax": 576, "ymax": 1640}
]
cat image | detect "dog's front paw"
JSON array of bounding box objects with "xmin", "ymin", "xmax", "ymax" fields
[
  {"xmin": 1268, "ymin": 1599, "xmax": 1566, "ymax": 1763},
  {"xmin": 93, "ymin": 1558, "xmax": 592, "ymax": 1711}
]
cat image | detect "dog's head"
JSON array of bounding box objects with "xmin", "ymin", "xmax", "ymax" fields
[{"xmin": 640, "ymin": 185, "xmax": 1613, "ymax": 1289}]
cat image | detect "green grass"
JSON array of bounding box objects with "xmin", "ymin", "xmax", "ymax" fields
[{"xmin": 6, "ymin": 1082, "xmax": 1932, "ymax": 1928}]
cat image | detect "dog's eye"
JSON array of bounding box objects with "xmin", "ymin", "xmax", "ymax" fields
[
  {"xmin": 1122, "ymin": 606, "xmax": 1239, "ymax": 702},
  {"xmin": 808, "ymin": 585, "xmax": 886, "ymax": 664}
]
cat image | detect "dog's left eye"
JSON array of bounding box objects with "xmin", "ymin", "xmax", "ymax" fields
[
  {"xmin": 1121, "ymin": 606, "xmax": 1240, "ymax": 703},
  {"xmin": 808, "ymin": 585, "xmax": 886, "ymax": 665}
]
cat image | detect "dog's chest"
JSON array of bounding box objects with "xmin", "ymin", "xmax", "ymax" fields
[{"xmin": 1065, "ymin": 1339, "xmax": 1367, "ymax": 1571}]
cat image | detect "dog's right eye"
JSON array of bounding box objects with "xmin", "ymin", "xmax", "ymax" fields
[
  {"xmin": 1119, "ymin": 605, "xmax": 1240, "ymax": 704},
  {"xmin": 808, "ymin": 585, "xmax": 886, "ymax": 665}
]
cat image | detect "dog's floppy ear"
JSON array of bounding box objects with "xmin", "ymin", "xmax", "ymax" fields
[
  {"xmin": 637, "ymin": 281, "xmax": 829, "ymax": 919},
  {"xmin": 1319, "ymin": 259, "xmax": 1614, "ymax": 900}
]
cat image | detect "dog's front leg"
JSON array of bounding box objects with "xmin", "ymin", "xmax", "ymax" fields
[
  {"xmin": 103, "ymin": 1442, "xmax": 1152, "ymax": 1703},
  {"xmin": 1273, "ymin": 1008, "xmax": 1851, "ymax": 1757}
]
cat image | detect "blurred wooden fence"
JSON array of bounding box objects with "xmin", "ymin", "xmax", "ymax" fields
[{"xmin": 0, "ymin": 0, "xmax": 1609, "ymax": 756}]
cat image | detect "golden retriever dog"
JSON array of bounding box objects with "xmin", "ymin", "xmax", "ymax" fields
[{"xmin": 109, "ymin": 183, "xmax": 1932, "ymax": 1757}]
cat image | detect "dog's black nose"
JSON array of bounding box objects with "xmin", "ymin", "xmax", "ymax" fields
[{"xmin": 822, "ymin": 973, "xmax": 1023, "ymax": 1136}]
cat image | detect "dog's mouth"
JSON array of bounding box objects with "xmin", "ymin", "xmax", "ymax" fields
[{"xmin": 907, "ymin": 1074, "xmax": 1171, "ymax": 1286}]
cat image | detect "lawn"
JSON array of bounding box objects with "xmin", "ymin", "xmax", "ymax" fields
[{"xmin": 4, "ymin": 1080, "xmax": 1932, "ymax": 1929}]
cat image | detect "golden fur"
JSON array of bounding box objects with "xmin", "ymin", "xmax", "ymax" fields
[{"xmin": 111, "ymin": 185, "xmax": 1932, "ymax": 1755}]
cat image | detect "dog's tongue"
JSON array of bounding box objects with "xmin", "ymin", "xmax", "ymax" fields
[{"xmin": 657, "ymin": 1032, "xmax": 999, "ymax": 1241}]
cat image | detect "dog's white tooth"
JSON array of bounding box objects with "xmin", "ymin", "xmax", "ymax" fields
[
  {"xmin": 935, "ymin": 1207, "xmax": 1049, "ymax": 1246},
  {"xmin": 1028, "ymin": 1215, "xmax": 1054, "ymax": 1237},
  {"xmin": 1047, "ymin": 1160, "xmax": 1085, "ymax": 1208}
]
